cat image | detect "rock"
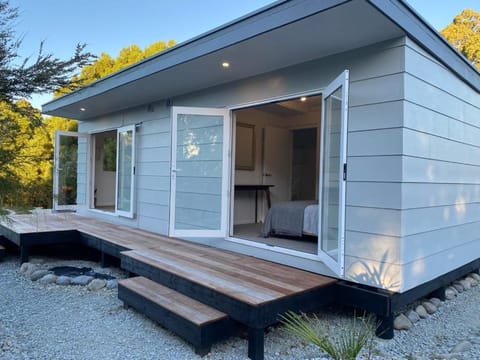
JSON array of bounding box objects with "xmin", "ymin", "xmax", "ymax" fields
[
  {"xmin": 38, "ymin": 274, "xmax": 57, "ymax": 285},
  {"xmin": 422, "ymin": 301, "xmax": 437, "ymax": 314},
  {"xmin": 470, "ymin": 272, "xmax": 480, "ymax": 282},
  {"xmin": 56, "ymin": 276, "xmax": 71, "ymax": 285},
  {"xmin": 19, "ymin": 262, "xmax": 38, "ymax": 276},
  {"xmin": 466, "ymin": 276, "xmax": 478, "ymax": 286},
  {"xmin": 445, "ymin": 288, "xmax": 456, "ymax": 300},
  {"xmin": 394, "ymin": 314, "xmax": 413, "ymax": 330},
  {"xmin": 452, "ymin": 282, "xmax": 464, "ymax": 293},
  {"xmin": 71, "ymin": 275, "xmax": 94, "ymax": 286},
  {"xmin": 433, "ymin": 354, "xmax": 462, "ymax": 359},
  {"xmin": 451, "ymin": 340, "xmax": 472, "ymax": 353},
  {"xmin": 87, "ymin": 278, "xmax": 106, "ymax": 291},
  {"xmin": 415, "ymin": 305, "xmax": 429, "ymax": 318},
  {"xmin": 406, "ymin": 309, "xmax": 420, "ymax": 323},
  {"xmin": 429, "ymin": 297, "xmax": 442, "ymax": 307},
  {"xmin": 106, "ymin": 279, "xmax": 118, "ymax": 289},
  {"xmin": 30, "ymin": 270, "xmax": 50, "ymax": 281},
  {"xmin": 459, "ymin": 279, "xmax": 471, "ymax": 290}
]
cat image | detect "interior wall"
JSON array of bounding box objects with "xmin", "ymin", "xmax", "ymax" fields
[
  {"xmin": 94, "ymin": 131, "xmax": 116, "ymax": 207},
  {"xmin": 292, "ymin": 128, "xmax": 317, "ymax": 200}
]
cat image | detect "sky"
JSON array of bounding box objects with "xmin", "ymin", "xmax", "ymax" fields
[{"xmin": 8, "ymin": 0, "xmax": 479, "ymax": 109}]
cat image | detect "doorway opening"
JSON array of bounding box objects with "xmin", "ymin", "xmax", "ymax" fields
[
  {"xmin": 92, "ymin": 130, "xmax": 117, "ymax": 212},
  {"xmin": 231, "ymin": 95, "xmax": 321, "ymax": 254}
]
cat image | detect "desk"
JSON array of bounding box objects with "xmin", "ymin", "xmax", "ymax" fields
[{"xmin": 235, "ymin": 184, "xmax": 274, "ymax": 223}]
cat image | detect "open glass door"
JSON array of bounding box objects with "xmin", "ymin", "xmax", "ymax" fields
[
  {"xmin": 318, "ymin": 70, "xmax": 349, "ymax": 276},
  {"xmin": 170, "ymin": 107, "xmax": 230, "ymax": 237},
  {"xmin": 115, "ymin": 125, "xmax": 136, "ymax": 218},
  {"xmin": 53, "ymin": 131, "xmax": 89, "ymax": 211}
]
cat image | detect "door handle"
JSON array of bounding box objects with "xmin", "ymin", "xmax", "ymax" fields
[{"xmin": 264, "ymin": 173, "xmax": 272, "ymax": 177}]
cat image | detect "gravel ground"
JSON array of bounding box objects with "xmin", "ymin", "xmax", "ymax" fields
[{"xmin": 0, "ymin": 255, "xmax": 479, "ymax": 360}]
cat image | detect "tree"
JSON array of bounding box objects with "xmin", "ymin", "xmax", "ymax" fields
[
  {"xmin": 441, "ymin": 8, "xmax": 480, "ymax": 69},
  {"xmin": 0, "ymin": 0, "xmax": 94, "ymax": 208}
]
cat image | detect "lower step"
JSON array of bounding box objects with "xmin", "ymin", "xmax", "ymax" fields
[{"xmin": 118, "ymin": 276, "xmax": 236, "ymax": 356}]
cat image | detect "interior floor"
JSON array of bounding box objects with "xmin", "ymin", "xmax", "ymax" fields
[
  {"xmin": 233, "ymin": 223, "xmax": 317, "ymax": 254},
  {"xmin": 94, "ymin": 205, "xmax": 115, "ymax": 212}
]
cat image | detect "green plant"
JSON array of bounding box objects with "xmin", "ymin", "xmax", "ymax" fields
[{"xmin": 280, "ymin": 311, "xmax": 375, "ymax": 360}]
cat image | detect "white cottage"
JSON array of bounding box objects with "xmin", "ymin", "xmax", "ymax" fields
[{"xmin": 44, "ymin": 0, "xmax": 480, "ymax": 298}]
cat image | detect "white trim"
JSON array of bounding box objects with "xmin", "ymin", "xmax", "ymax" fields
[
  {"xmin": 317, "ymin": 70, "xmax": 349, "ymax": 277},
  {"xmin": 170, "ymin": 106, "xmax": 231, "ymax": 238},
  {"xmin": 115, "ymin": 125, "xmax": 136, "ymax": 218},
  {"xmin": 227, "ymin": 236, "xmax": 321, "ymax": 261},
  {"xmin": 229, "ymin": 88, "xmax": 324, "ymax": 111}
]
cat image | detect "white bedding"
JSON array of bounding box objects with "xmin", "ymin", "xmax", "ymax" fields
[{"xmin": 303, "ymin": 204, "xmax": 318, "ymax": 236}]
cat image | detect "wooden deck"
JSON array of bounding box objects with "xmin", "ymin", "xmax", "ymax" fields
[{"xmin": 0, "ymin": 212, "xmax": 337, "ymax": 359}]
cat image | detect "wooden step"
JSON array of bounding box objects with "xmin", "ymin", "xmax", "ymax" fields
[{"xmin": 118, "ymin": 276, "xmax": 236, "ymax": 356}]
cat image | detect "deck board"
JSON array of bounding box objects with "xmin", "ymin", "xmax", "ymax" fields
[{"xmin": 1, "ymin": 212, "xmax": 336, "ymax": 307}]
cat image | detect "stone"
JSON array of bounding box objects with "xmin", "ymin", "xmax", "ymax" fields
[
  {"xmin": 451, "ymin": 340, "xmax": 472, "ymax": 353},
  {"xmin": 433, "ymin": 354, "xmax": 462, "ymax": 359},
  {"xmin": 470, "ymin": 272, "xmax": 480, "ymax": 282},
  {"xmin": 393, "ymin": 314, "xmax": 413, "ymax": 330},
  {"xmin": 466, "ymin": 276, "xmax": 478, "ymax": 286},
  {"xmin": 87, "ymin": 278, "xmax": 106, "ymax": 291},
  {"xmin": 20, "ymin": 262, "xmax": 38, "ymax": 276},
  {"xmin": 38, "ymin": 274, "xmax": 57, "ymax": 285},
  {"xmin": 429, "ymin": 297, "xmax": 442, "ymax": 307},
  {"xmin": 406, "ymin": 309, "xmax": 420, "ymax": 323},
  {"xmin": 30, "ymin": 270, "xmax": 50, "ymax": 281},
  {"xmin": 71, "ymin": 275, "xmax": 94, "ymax": 286},
  {"xmin": 106, "ymin": 279, "xmax": 118, "ymax": 289},
  {"xmin": 445, "ymin": 288, "xmax": 456, "ymax": 300},
  {"xmin": 56, "ymin": 276, "xmax": 71, "ymax": 285},
  {"xmin": 422, "ymin": 301, "xmax": 437, "ymax": 314},
  {"xmin": 415, "ymin": 305, "xmax": 429, "ymax": 318},
  {"xmin": 459, "ymin": 279, "xmax": 471, "ymax": 290},
  {"xmin": 452, "ymin": 282, "xmax": 464, "ymax": 293}
]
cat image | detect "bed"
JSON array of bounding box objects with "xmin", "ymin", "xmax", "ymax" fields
[{"xmin": 261, "ymin": 201, "xmax": 319, "ymax": 237}]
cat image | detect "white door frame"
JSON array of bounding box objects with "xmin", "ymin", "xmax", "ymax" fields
[
  {"xmin": 114, "ymin": 125, "xmax": 136, "ymax": 218},
  {"xmin": 169, "ymin": 106, "xmax": 231, "ymax": 238},
  {"xmin": 317, "ymin": 70, "xmax": 349, "ymax": 276},
  {"xmin": 53, "ymin": 130, "xmax": 90, "ymax": 211}
]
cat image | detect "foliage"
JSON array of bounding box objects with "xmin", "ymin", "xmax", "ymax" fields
[
  {"xmin": 441, "ymin": 8, "xmax": 480, "ymax": 69},
  {"xmin": 0, "ymin": 0, "xmax": 175, "ymax": 210},
  {"xmin": 280, "ymin": 311, "xmax": 375, "ymax": 360},
  {"xmin": 0, "ymin": 0, "xmax": 93, "ymax": 209}
]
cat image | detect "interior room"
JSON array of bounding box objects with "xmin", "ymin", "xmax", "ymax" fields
[
  {"xmin": 232, "ymin": 95, "xmax": 321, "ymax": 254},
  {"xmin": 92, "ymin": 130, "xmax": 117, "ymax": 212}
]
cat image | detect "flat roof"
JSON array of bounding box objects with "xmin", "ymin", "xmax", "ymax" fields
[{"xmin": 42, "ymin": 0, "xmax": 480, "ymax": 120}]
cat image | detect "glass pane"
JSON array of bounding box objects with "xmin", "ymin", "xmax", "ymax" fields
[
  {"xmin": 57, "ymin": 135, "xmax": 78, "ymax": 205},
  {"xmin": 175, "ymin": 114, "xmax": 223, "ymax": 230},
  {"xmin": 117, "ymin": 129, "xmax": 133, "ymax": 212},
  {"xmin": 320, "ymin": 86, "xmax": 343, "ymax": 261}
]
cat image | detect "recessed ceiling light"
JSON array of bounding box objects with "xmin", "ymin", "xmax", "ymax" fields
[
  {"xmin": 80, "ymin": 107, "xmax": 86, "ymax": 111},
  {"xmin": 222, "ymin": 61, "xmax": 230, "ymax": 68},
  {"xmin": 300, "ymin": 96, "xmax": 307, "ymax": 102}
]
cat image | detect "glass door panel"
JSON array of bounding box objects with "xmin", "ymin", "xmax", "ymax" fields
[
  {"xmin": 170, "ymin": 107, "xmax": 230, "ymax": 237},
  {"xmin": 115, "ymin": 125, "xmax": 135, "ymax": 217},
  {"xmin": 53, "ymin": 131, "xmax": 89, "ymax": 211},
  {"xmin": 318, "ymin": 70, "xmax": 349, "ymax": 276}
]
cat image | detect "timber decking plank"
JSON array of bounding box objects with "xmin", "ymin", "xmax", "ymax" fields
[
  {"xmin": 123, "ymin": 249, "xmax": 280, "ymax": 305},
  {"xmin": 140, "ymin": 246, "xmax": 320, "ymax": 295},
  {"xmin": 119, "ymin": 277, "xmax": 228, "ymax": 325}
]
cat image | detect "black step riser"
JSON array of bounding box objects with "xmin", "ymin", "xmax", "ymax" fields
[{"xmin": 118, "ymin": 283, "xmax": 235, "ymax": 356}]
